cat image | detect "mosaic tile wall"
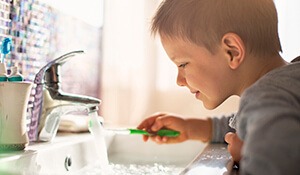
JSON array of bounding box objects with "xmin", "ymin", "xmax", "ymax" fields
[
  {"xmin": 0, "ymin": 0, "xmax": 55, "ymax": 78},
  {"xmin": 0, "ymin": 0, "xmax": 102, "ymax": 130}
]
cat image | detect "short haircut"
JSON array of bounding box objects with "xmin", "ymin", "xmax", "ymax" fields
[{"xmin": 151, "ymin": 0, "xmax": 282, "ymax": 56}]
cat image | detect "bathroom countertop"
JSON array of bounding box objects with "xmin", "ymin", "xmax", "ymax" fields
[{"xmin": 180, "ymin": 143, "xmax": 239, "ymax": 175}]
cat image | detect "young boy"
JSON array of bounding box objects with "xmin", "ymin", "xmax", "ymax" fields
[{"xmin": 137, "ymin": 0, "xmax": 300, "ymax": 174}]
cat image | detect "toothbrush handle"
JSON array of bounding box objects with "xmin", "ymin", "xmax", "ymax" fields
[
  {"xmin": 156, "ymin": 129, "xmax": 180, "ymax": 137},
  {"xmin": 128, "ymin": 129, "xmax": 180, "ymax": 137}
]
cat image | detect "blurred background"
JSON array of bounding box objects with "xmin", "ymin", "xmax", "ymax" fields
[{"xmin": 2, "ymin": 0, "xmax": 299, "ymax": 128}]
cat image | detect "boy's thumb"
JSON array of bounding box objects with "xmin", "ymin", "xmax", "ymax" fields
[{"xmin": 151, "ymin": 116, "xmax": 164, "ymax": 131}]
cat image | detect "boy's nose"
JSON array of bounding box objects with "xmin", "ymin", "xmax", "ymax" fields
[{"xmin": 176, "ymin": 72, "xmax": 186, "ymax": 87}]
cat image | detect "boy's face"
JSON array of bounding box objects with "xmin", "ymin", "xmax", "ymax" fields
[{"xmin": 161, "ymin": 36, "xmax": 234, "ymax": 109}]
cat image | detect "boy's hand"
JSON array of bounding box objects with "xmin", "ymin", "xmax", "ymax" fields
[
  {"xmin": 225, "ymin": 132, "xmax": 244, "ymax": 162},
  {"xmin": 137, "ymin": 112, "xmax": 188, "ymax": 144},
  {"xmin": 137, "ymin": 112, "xmax": 212, "ymax": 144}
]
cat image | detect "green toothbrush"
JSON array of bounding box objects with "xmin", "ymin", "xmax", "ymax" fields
[
  {"xmin": 108, "ymin": 128, "xmax": 180, "ymax": 137},
  {"xmin": 88, "ymin": 119, "xmax": 180, "ymax": 137}
]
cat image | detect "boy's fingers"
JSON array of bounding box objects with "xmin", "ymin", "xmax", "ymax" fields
[
  {"xmin": 148, "ymin": 135, "xmax": 164, "ymax": 144},
  {"xmin": 137, "ymin": 116, "xmax": 156, "ymax": 129},
  {"xmin": 151, "ymin": 116, "xmax": 172, "ymax": 131},
  {"xmin": 151, "ymin": 116, "xmax": 167, "ymax": 131},
  {"xmin": 225, "ymin": 132, "xmax": 235, "ymax": 144},
  {"xmin": 137, "ymin": 118, "xmax": 153, "ymax": 129},
  {"xmin": 142, "ymin": 135, "xmax": 149, "ymax": 142},
  {"xmin": 137, "ymin": 113, "xmax": 166, "ymax": 129}
]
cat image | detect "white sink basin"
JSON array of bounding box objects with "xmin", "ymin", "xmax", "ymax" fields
[
  {"xmin": 0, "ymin": 132, "xmax": 205, "ymax": 175},
  {"xmin": 0, "ymin": 133, "xmax": 104, "ymax": 174},
  {"xmin": 108, "ymin": 134, "xmax": 205, "ymax": 166}
]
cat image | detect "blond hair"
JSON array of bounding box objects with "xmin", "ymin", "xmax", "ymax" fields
[{"xmin": 151, "ymin": 0, "xmax": 282, "ymax": 56}]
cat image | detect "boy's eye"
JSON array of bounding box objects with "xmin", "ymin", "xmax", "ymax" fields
[{"xmin": 178, "ymin": 63, "xmax": 188, "ymax": 68}]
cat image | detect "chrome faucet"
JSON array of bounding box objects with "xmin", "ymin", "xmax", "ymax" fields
[{"xmin": 29, "ymin": 51, "xmax": 101, "ymax": 142}]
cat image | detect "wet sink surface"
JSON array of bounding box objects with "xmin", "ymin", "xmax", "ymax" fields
[
  {"xmin": 76, "ymin": 134, "xmax": 206, "ymax": 175},
  {"xmin": 0, "ymin": 133, "xmax": 205, "ymax": 175}
]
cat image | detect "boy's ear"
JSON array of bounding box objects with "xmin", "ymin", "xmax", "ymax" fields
[{"xmin": 221, "ymin": 33, "xmax": 245, "ymax": 70}]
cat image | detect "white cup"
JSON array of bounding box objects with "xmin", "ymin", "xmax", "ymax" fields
[{"xmin": 0, "ymin": 81, "xmax": 32, "ymax": 151}]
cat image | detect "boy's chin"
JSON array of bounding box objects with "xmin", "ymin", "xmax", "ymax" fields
[{"xmin": 202, "ymin": 100, "xmax": 224, "ymax": 110}]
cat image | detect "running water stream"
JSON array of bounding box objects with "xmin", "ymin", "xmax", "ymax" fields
[{"xmin": 88, "ymin": 111, "xmax": 111, "ymax": 174}]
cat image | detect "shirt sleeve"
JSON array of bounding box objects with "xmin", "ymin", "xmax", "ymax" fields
[{"xmin": 210, "ymin": 114, "xmax": 236, "ymax": 143}]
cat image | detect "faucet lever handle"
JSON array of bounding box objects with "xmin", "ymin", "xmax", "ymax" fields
[
  {"xmin": 34, "ymin": 50, "xmax": 84, "ymax": 84},
  {"xmin": 50, "ymin": 50, "xmax": 84, "ymax": 66}
]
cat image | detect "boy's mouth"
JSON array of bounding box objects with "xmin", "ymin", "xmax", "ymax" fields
[
  {"xmin": 195, "ymin": 91, "xmax": 200, "ymax": 98},
  {"xmin": 191, "ymin": 91, "xmax": 200, "ymax": 98}
]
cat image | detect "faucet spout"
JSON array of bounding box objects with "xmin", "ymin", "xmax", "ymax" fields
[
  {"xmin": 29, "ymin": 50, "xmax": 101, "ymax": 142},
  {"xmin": 38, "ymin": 89, "xmax": 101, "ymax": 142},
  {"xmin": 44, "ymin": 89, "xmax": 101, "ymax": 108},
  {"xmin": 38, "ymin": 104, "xmax": 98, "ymax": 142}
]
